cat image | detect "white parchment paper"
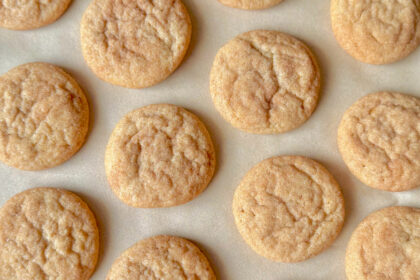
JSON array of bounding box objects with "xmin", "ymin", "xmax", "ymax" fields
[{"xmin": 1, "ymin": 0, "xmax": 419, "ymax": 279}]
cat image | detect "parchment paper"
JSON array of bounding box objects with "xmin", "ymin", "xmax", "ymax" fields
[{"xmin": 1, "ymin": 0, "xmax": 419, "ymax": 279}]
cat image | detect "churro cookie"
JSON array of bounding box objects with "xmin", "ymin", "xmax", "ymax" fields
[
  {"xmin": 218, "ymin": 0, "xmax": 283, "ymax": 10},
  {"xmin": 210, "ymin": 30, "xmax": 320, "ymax": 134},
  {"xmin": 105, "ymin": 104, "xmax": 216, "ymax": 208},
  {"xmin": 0, "ymin": 62, "xmax": 89, "ymax": 170},
  {"xmin": 107, "ymin": 235, "xmax": 215, "ymax": 280},
  {"xmin": 0, "ymin": 187, "xmax": 99, "ymax": 280},
  {"xmin": 233, "ymin": 156, "xmax": 345, "ymax": 262},
  {"xmin": 81, "ymin": 0, "xmax": 192, "ymax": 88},
  {"xmin": 338, "ymin": 92, "xmax": 420, "ymax": 192},
  {"xmin": 331, "ymin": 0, "xmax": 420, "ymax": 64},
  {"xmin": 0, "ymin": 0, "xmax": 72, "ymax": 30},
  {"xmin": 346, "ymin": 206, "xmax": 420, "ymax": 280}
]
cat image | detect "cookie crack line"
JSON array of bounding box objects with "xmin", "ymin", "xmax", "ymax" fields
[
  {"xmin": 241, "ymin": 37, "xmax": 307, "ymax": 115},
  {"xmin": 240, "ymin": 39, "xmax": 282, "ymax": 126}
]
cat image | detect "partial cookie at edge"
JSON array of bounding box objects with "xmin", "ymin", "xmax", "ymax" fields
[
  {"xmin": 345, "ymin": 206, "xmax": 420, "ymax": 280},
  {"xmin": 0, "ymin": 0, "xmax": 72, "ymax": 30},
  {"xmin": 331, "ymin": 0, "xmax": 420, "ymax": 64},
  {"xmin": 218, "ymin": 0, "xmax": 284, "ymax": 10},
  {"xmin": 106, "ymin": 235, "xmax": 216, "ymax": 280}
]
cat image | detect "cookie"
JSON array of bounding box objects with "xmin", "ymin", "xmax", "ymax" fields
[
  {"xmin": 232, "ymin": 155, "xmax": 345, "ymax": 262},
  {"xmin": 80, "ymin": 0, "xmax": 192, "ymax": 89},
  {"xmin": 210, "ymin": 30, "xmax": 320, "ymax": 134},
  {"xmin": 107, "ymin": 235, "xmax": 215, "ymax": 280},
  {"xmin": 105, "ymin": 104, "xmax": 216, "ymax": 208},
  {"xmin": 0, "ymin": 187, "xmax": 99, "ymax": 280},
  {"xmin": 331, "ymin": 0, "xmax": 420, "ymax": 64},
  {"xmin": 218, "ymin": 0, "xmax": 283, "ymax": 10},
  {"xmin": 338, "ymin": 92, "xmax": 420, "ymax": 192},
  {"xmin": 0, "ymin": 0, "xmax": 72, "ymax": 30},
  {"xmin": 0, "ymin": 62, "xmax": 89, "ymax": 170},
  {"xmin": 346, "ymin": 206, "xmax": 420, "ymax": 280}
]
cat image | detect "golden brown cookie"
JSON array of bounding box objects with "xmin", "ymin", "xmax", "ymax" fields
[
  {"xmin": 331, "ymin": 0, "xmax": 420, "ymax": 64},
  {"xmin": 106, "ymin": 235, "xmax": 215, "ymax": 280},
  {"xmin": 105, "ymin": 104, "xmax": 216, "ymax": 208},
  {"xmin": 218, "ymin": 0, "xmax": 283, "ymax": 10},
  {"xmin": 346, "ymin": 206, "xmax": 420, "ymax": 280},
  {"xmin": 210, "ymin": 30, "xmax": 320, "ymax": 134},
  {"xmin": 80, "ymin": 0, "xmax": 192, "ymax": 88},
  {"xmin": 0, "ymin": 0, "xmax": 72, "ymax": 30},
  {"xmin": 338, "ymin": 92, "xmax": 420, "ymax": 192},
  {"xmin": 233, "ymin": 155, "xmax": 345, "ymax": 262},
  {"xmin": 0, "ymin": 187, "xmax": 99, "ymax": 280},
  {"xmin": 0, "ymin": 62, "xmax": 89, "ymax": 170}
]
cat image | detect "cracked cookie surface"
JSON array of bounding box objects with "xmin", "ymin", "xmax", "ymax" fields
[
  {"xmin": 80, "ymin": 0, "xmax": 191, "ymax": 88},
  {"xmin": 107, "ymin": 235, "xmax": 215, "ymax": 280},
  {"xmin": 338, "ymin": 92, "xmax": 420, "ymax": 191},
  {"xmin": 331, "ymin": 0, "xmax": 420, "ymax": 64},
  {"xmin": 0, "ymin": 187, "xmax": 99, "ymax": 280},
  {"xmin": 218, "ymin": 0, "xmax": 283, "ymax": 10},
  {"xmin": 346, "ymin": 206, "xmax": 420, "ymax": 280},
  {"xmin": 105, "ymin": 104, "xmax": 216, "ymax": 208},
  {"xmin": 0, "ymin": 62, "xmax": 89, "ymax": 170},
  {"xmin": 0, "ymin": 0, "xmax": 72, "ymax": 30},
  {"xmin": 232, "ymin": 155, "xmax": 345, "ymax": 262},
  {"xmin": 210, "ymin": 30, "xmax": 320, "ymax": 134}
]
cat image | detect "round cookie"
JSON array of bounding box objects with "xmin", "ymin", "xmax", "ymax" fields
[
  {"xmin": 346, "ymin": 206, "xmax": 420, "ymax": 280},
  {"xmin": 105, "ymin": 104, "xmax": 216, "ymax": 208},
  {"xmin": 80, "ymin": 0, "xmax": 192, "ymax": 89},
  {"xmin": 0, "ymin": 62, "xmax": 89, "ymax": 171},
  {"xmin": 107, "ymin": 235, "xmax": 215, "ymax": 280},
  {"xmin": 338, "ymin": 92, "xmax": 420, "ymax": 192},
  {"xmin": 210, "ymin": 30, "xmax": 320, "ymax": 134},
  {"xmin": 0, "ymin": 187, "xmax": 99, "ymax": 280},
  {"xmin": 0, "ymin": 0, "xmax": 72, "ymax": 30},
  {"xmin": 232, "ymin": 155, "xmax": 345, "ymax": 262},
  {"xmin": 331, "ymin": 0, "xmax": 420, "ymax": 64},
  {"xmin": 218, "ymin": 0, "xmax": 283, "ymax": 10}
]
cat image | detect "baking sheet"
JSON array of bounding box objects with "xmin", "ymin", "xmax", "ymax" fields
[{"xmin": 1, "ymin": 0, "xmax": 419, "ymax": 279}]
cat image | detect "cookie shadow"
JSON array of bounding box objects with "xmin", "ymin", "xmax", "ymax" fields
[
  {"xmin": 316, "ymin": 158, "xmax": 356, "ymax": 232},
  {"xmin": 149, "ymin": 0, "xmax": 201, "ymax": 87},
  {"xmin": 180, "ymin": 0, "xmax": 201, "ymax": 62},
  {"xmin": 190, "ymin": 238, "xmax": 229, "ymax": 280},
  {"xmin": 72, "ymin": 190, "xmax": 110, "ymax": 276},
  {"xmin": 300, "ymin": 40, "xmax": 332, "ymax": 120},
  {"xmin": 185, "ymin": 107, "xmax": 224, "ymax": 185},
  {"xmin": 62, "ymin": 66, "xmax": 97, "ymax": 148}
]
